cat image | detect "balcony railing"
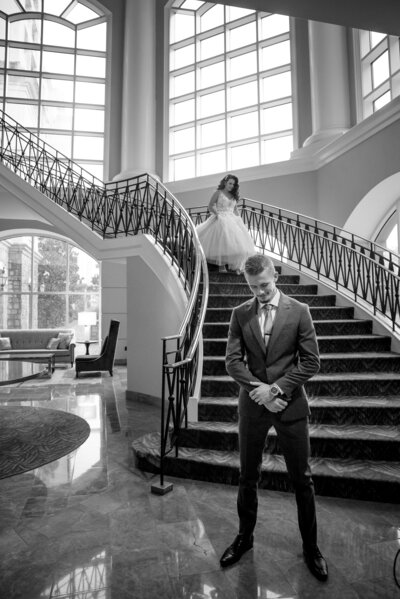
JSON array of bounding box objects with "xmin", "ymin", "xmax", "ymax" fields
[
  {"xmin": 189, "ymin": 197, "xmax": 400, "ymax": 335},
  {"xmin": 0, "ymin": 108, "xmax": 208, "ymax": 492}
]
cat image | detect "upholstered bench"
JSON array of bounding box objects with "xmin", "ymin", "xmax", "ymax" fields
[{"xmin": 0, "ymin": 329, "xmax": 75, "ymax": 367}]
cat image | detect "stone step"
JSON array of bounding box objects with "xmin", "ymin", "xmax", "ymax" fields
[
  {"xmin": 177, "ymin": 421, "xmax": 400, "ymax": 462},
  {"xmin": 318, "ymin": 352, "xmax": 400, "ymax": 372},
  {"xmin": 205, "ymin": 305, "xmax": 355, "ymax": 323},
  {"xmin": 206, "ymin": 273, "xmax": 298, "ymax": 285},
  {"xmin": 317, "ymin": 335, "xmax": 392, "ymax": 353},
  {"xmin": 207, "ymin": 283, "xmax": 318, "ymax": 296},
  {"xmin": 202, "ymin": 319, "xmax": 373, "ymax": 339},
  {"xmin": 206, "ymin": 294, "xmax": 337, "ymax": 308},
  {"xmin": 209, "ymin": 273, "xmax": 300, "ymax": 293},
  {"xmin": 202, "ymin": 352, "xmax": 400, "ymax": 376},
  {"xmin": 132, "ymin": 432, "xmax": 400, "ymax": 503},
  {"xmin": 310, "ymin": 372, "xmax": 400, "ymax": 396},
  {"xmin": 208, "ymin": 267, "xmax": 281, "ymax": 280},
  {"xmin": 201, "ymin": 373, "xmax": 400, "ymax": 397},
  {"xmin": 198, "ymin": 395, "xmax": 400, "ymax": 426},
  {"xmin": 313, "ymin": 319, "xmax": 373, "ymax": 335},
  {"xmin": 308, "ymin": 396, "xmax": 400, "ymax": 425},
  {"xmin": 202, "ymin": 335, "xmax": 392, "ymax": 356}
]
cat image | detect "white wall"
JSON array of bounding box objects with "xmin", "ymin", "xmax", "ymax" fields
[
  {"xmin": 343, "ymin": 172, "xmax": 400, "ymax": 238},
  {"xmin": 101, "ymin": 258, "xmax": 127, "ymax": 363},
  {"xmin": 126, "ymin": 239, "xmax": 187, "ymax": 401},
  {"xmin": 317, "ymin": 117, "xmax": 400, "ymax": 227}
]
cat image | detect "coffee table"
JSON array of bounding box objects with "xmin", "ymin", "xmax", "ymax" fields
[
  {"xmin": 0, "ymin": 358, "xmax": 49, "ymax": 386},
  {"xmin": 0, "ymin": 352, "xmax": 56, "ymax": 380}
]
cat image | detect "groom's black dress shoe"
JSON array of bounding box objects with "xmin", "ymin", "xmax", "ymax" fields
[
  {"xmin": 220, "ymin": 534, "xmax": 254, "ymax": 567},
  {"xmin": 303, "ymin": 547, "xmax": 328, "ymax": 581}
]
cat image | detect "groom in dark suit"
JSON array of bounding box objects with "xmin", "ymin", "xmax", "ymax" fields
[{"xmin": 219, "ymin": 253, "xmax": 328, "ymax": 581}]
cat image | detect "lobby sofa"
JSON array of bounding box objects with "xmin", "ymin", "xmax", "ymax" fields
[{"xmin": 0, "ymin": 328, "xmax": 76, "ymax": 366}]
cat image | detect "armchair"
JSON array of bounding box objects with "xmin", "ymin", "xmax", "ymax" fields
[{"xmin": 75, "ymin": 320, "xmax": 120, "ymax": 377}]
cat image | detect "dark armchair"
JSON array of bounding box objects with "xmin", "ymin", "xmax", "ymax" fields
[{"xmin": 75, "ymin": 320, "xmax": 120, "ymax": 377}]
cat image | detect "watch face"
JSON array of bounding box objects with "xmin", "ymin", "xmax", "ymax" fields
[{"xmin": 271, "ymin": 385, "xmax": 279, "ymax": 395}]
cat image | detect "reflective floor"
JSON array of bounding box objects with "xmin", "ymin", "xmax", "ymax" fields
[{"xmin": 0, "ymin": 366, "xmax": 399, "ymax": 598}]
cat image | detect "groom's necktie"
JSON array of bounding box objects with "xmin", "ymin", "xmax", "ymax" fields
[{"xmin": 262, "ymin": 304, "xmax": 274, "ymax": 348}]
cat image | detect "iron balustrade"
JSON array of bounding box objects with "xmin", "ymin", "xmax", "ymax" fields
[
  {"xmin": 189, "ymin": 197, "xmax": 400, "ymax": 335},
  {"xmin": 0, "ymin": 108, "xmax": 209, "ymax": 491}
]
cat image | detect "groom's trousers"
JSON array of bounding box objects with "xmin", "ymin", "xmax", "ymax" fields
[{"xmin": 237, "ymin": 393, "xmax": 317, "ymax": 552}]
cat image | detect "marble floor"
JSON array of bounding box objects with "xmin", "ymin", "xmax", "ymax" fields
[{"xmin": 0, "ymin": 366, "xmax": 399, "ymax": 599}]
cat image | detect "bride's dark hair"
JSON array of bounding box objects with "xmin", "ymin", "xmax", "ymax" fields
[{"xmin": 217, "ymin": 174, "xmax": 239, "ymax": 200}]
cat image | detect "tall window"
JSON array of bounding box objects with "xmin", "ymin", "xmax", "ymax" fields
[
  {"xmin": 168, "ymin": 1, "xmax": 293, "ymax": 181},
  {"xmin": 356, "ymin": 30, "xmax": 400, "ymax": 119},
  {"xmin": 0, "ymin": 0, "xmax": 109, "ymax": 180},
  {"xmin": 0, "ymin": 235, "xmax": 100, "ymax": 338}
]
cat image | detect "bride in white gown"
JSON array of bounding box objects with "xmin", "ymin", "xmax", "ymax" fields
[{"xmin": 196, "ymin": 174, "xmax": 255, "ymax": 273}]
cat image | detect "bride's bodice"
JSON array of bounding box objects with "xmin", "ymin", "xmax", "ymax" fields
[{"xmin": 216, "ymin": 192, "xmax": 235, "ymax": 214}]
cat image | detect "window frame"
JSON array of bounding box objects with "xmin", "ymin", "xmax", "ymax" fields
[
  {"xmin": 354, "ymin": 29, "xmax": 400, "ymax": 121},
  {"xmin": 0, "ymin": 2, "xmax": 110, "ymax": 181},
  {"xmin": 165, "ymin": 2, "xmax": 295, "ymax": 182},
  {"xmin": 0, "ymin": 233, "xmax": 101, "ymax": 332}
]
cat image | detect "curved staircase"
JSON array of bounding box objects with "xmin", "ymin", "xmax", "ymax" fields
[
  {"xmin": 2, "ymin": 107, "xmax": 397, "ymax": 502},
  {"xmin": 133, "ymin": 264, "xmax": 400, "ymax": 503}
]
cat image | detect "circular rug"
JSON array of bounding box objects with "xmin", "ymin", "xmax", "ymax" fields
[{"xmin": 0, "ymin": 406, "xmax": 91, "ymax": 480}]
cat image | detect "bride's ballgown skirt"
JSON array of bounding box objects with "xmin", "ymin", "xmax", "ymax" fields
[{"xmin": 196, "ymin": 212, "xmax": 255, "ymax": 270}]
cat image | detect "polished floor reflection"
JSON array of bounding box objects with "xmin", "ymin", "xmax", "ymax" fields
[{"xmin": 0, "ymin": 366, "xmax": 399, "ymax": 598}]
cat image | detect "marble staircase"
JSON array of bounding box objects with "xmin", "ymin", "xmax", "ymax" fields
[{"xmin": 133, "ymin": 266, "xmax": 400, "ymax": 502}]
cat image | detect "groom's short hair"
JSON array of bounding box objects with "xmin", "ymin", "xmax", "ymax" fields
[{"xmin": 244, "ymin": 254, "xmax": 275, "ymax": 276}]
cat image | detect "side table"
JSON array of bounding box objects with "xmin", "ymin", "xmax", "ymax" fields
[{"xmin": 77, "ymin": 341, "xmax": 97, "ymax": 356}]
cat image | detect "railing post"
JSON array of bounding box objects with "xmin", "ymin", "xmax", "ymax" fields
[{"xmin": 151, "ymin": 338, "xmax": 173, "ymax": 495}]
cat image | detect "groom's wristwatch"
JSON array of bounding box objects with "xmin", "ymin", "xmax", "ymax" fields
[{"xmin": 270, "ymin": 383, "xmax": 282, "ymax": 397}]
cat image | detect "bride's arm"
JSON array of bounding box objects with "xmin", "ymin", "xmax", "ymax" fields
[{"xmin": 208, "ymin": 191, "xmax": 220, "ymax": 216}]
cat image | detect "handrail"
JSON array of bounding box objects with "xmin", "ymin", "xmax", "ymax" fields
[
  {"xmin": 190, "ymin": 197, "xmax": 400, "ymax": 270},
  {"xmin": 189, "ymin": 198, "xmax": 400, "ymax": 335},
  {"xmin": 0, "ymin": 108, "xmax": 209, "ymax": 491},
  {"xmin": 241, "ymin": 197, "xmax": 400, "ymax": 272}
]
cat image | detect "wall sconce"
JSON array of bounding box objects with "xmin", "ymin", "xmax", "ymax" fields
[
  {"xmin": 0, "ymin": 265, "xmax": 7, "ymax": 291},
  {"xmin": 78, "ymin": 311, "xmax": 97, "ymax": 340}
]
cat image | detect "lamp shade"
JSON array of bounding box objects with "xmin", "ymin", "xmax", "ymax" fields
[{"xmin": 78, "ymin": 311, "xmax": 97, "ymax": 326}]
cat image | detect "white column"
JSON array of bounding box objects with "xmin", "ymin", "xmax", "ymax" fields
[
  {"xmin": 114, "ymin": 0, "xmax": 157, "ymax": 180},
  {"xmin": 301, "ymin": 21, "xmax": 351, "ymax": 151}
]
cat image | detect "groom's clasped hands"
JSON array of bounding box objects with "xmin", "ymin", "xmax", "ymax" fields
[{"xmin": 249, "ymin": 381, "xmax": 288, "ymax": 412}]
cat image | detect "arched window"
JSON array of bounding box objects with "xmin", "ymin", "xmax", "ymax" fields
[
  {"xmin": 167, "ymin": 1, "xmax": 294, "ymax": 181},
  {"xmin": 0, "ymin": 1, "xmax": 109, "ymax": 180},
  {"xmin": 355, "ymin": 29, "xmax": 400, "ymax": 119},
  {"xmin": 0, "ymin": 235, "xmax": 100, "ymax": 342}
]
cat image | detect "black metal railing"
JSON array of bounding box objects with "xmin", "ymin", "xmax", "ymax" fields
[
  {"xmin": 0, "ymin": 109, "xmax": 209, "ymax": 490},
  {"xmin": 189, "ymin": 197, "xmax": 400, "ymax": 335}
]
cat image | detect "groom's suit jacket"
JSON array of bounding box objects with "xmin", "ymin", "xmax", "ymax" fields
[{"xmin": 225, "ymin": 292, "xmax": 320, "ymax": 422}]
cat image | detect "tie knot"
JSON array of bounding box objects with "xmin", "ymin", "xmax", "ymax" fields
[{"xmin": 262, "ymin": 303, "xmax": 273, "ymax": 311}]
